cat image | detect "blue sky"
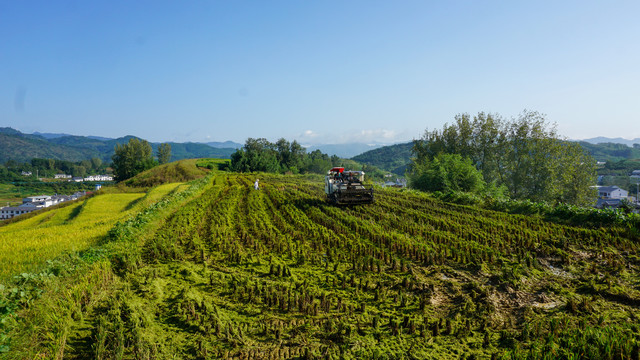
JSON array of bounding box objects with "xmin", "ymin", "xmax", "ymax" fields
[{"xmin": 2, "ymin": 1, "xmax": 639, "ymax": 144}]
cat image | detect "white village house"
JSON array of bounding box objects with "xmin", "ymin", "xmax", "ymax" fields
[
  {"xmin": 0, "ymin": 192, "xmax": 85, "ymax": 220},
  {"xmin": 597, "ymin": 185, "xmax": 628, "ymax": 199},
  {"xmin": 593, "ymin": 185, "xmax": 631, "ymax": 209}
]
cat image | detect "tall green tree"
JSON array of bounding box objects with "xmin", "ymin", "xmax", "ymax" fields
[
  {"xmin": 90, "ymin": 157, "xmax": 102, "ymax": 170},
  {"xmin": 72, "ymin": 165, "xmax": 86, "ymax": 177},
  {"xmin": 230, "ymin": 138, "xmax": 280, "ymax": 173},
  {"xmin": 411, "ymin": 110, "xmax": 596, "ymax": 205},
  {"xmin": 409, "ymin": 153, "xmax": 486, "ymax": 193},
  {"xmin": 157, "ymin": 143, "xmax": 172, "ymax": 164},
  {"xmin": 111, "ymin": 138, "xmax": 156, "ymax": 181}
]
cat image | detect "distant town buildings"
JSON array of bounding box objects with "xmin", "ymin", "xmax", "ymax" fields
[
  {"xmin": 382, "ymin": 178, "xmax": 407, "ymax": 188},
  {"xmin": 83, "ymin": 174, "xmax": 113, "ymax": 181},
  {"xmin": 51, "ymin": 174, "xmax": 113, "ymax": 182},
  {"xmin": 60, "ymin": 174, "xmax": 114, "ymax": 182},
  {"xmin": 593, "ymin": 185, "xmax": 638, "ymax": 210},
  {"xmin": 0, "ymin": 192, "xmax": 86, "ymax": 220}
]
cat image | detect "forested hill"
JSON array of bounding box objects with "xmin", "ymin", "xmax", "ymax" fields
[
  {"xmin": 351, "ymin": 142, "xmax": 413, "ymax": 175},
  {"xmin": 0, "ymin": 127, "xmax": 237, "ymax": 163},
  {"xmin": 351, "ymin": 140, "xmax": 640, "ymax": 175},
  {"xmin": 0, "ymin": 131, "xmax": 97, "ymax": 163},
  {"xmin": 578, "ymin": 141, "xmax": 640, "ymax": 162}
]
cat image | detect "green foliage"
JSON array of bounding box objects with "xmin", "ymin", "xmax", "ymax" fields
[
  {"xmin": 26, "ymin": 157, "xmax": 106, "ymax": 177},
  {"xmin": 230, "ymin": 138, "xmax": 282, "ymax": 173},
  {"xmin": 230, "ymin": 137, "xmax": 384, "ymax": 177},
  {"xmin": 196, "ymin": 158, "xmax": 230, "ymax": 171},
  {"xmin": 157, "ymin": 143, "xmax": 172, "ymax": 164},
  {"xmin": 409, "ymin": 153, "xmax": 486, "ymax": 193},
  {"xmin": 435, "ymin": 190, "xmax": 640, "ymax": 232},
  {"xmin": 412, "ymin": 111, "xmax": 597, "ymax": 205},
  {"xmin": 112, "ymin": 138, "xmax": 157, "ymax": 182}
]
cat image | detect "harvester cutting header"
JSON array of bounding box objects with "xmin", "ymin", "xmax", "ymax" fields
[{"xmin": 324, "ymin": 167, "xmax": 374, "ymax": 205}]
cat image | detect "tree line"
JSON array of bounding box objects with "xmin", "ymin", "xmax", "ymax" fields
[
  {"xmin": 1, "ymin": 157, "xmax": 106, "ymax": 180},
  {"xmin": 230, "ymin": 138, "xmax": 384, "ymax": 178},
  {"xmin": 409, "ymin": 110, "xmax": 596, "ymax": 205}
]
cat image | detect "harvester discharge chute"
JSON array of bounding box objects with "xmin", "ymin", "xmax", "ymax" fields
[{"xmin": 324, "ymin": 167, "xmax": 374, "ymax": 205}]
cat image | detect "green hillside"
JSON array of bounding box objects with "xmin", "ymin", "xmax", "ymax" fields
[
  {"xmin": 0, "ymin": 128, "xmax": 236, "ymax": 163},
  {"xmin": 352, "ymin": 142, "xmax": 413, "ymax": 175},
  {"xmin": 160, "ymin": 142, "xmax": 236, "ymax": 161},
  {"xmin": 579, "ymin": 141, "xmax": 640, "ymax": 162},
  {"xmin": 0, "ymin": 133, "xmax": 99, "ymax": 163},
  {"xmin": 2, "ymin": 168, "xmax": 639, "ymax": 359}
]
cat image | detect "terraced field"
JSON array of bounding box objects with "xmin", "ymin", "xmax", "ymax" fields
[
  {"xmin": 0, "ymin": 183, "xmax": 182, "ymax": 281},
  {"xmin": 44, "ymin": 173, "xmax": 640, "ymax": 359}
]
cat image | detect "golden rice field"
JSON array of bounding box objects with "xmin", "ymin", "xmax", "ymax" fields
[{"xmin": 0, "ymin": 183, "xmax": 183, "ymax": 282}]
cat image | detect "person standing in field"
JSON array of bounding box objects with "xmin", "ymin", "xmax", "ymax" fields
[{"xmin": 254, "ymin": 179, "xmax": 259, "ymax": 190}]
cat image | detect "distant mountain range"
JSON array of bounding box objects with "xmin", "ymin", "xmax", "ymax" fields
[
  {"xmin": 306, "ymin": 143, "xmax": 390, "ymax": 158},
  {"xmin": 0, "ymin": 127, "xmax": 404, "ymax": 164},
  {"xmin": 206, "ymin": 141, "xmax": 243, "ymax": 149},
  {"xmin": 0, "ymin": 128, "xmax": 239, "ymax": 164},
  {"xmin": 579, "ymin": 137, "xmax": 640, "ymax": 146},
  {"xmin": 7, "ymin": 128, "xmax": 637, "ymax": 168}
]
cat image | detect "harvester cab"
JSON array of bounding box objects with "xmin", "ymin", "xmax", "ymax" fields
[{"xmin": 324, "ymin": 167, "xmax": 374, "ymax": 205}]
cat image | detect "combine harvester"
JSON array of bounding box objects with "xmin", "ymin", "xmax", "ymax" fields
[{"xmin": 324, "ymin": 167, "xmax": 374, "ymax": 205}]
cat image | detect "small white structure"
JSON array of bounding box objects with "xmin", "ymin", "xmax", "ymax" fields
[
  {"xmin": 21, "ymin": 171, "xmax": 32, "ymax": 176},
  {"xmin": 54, "ymin": 174, "xmax": 72, "ymax": 179},
  {"xmin": 631, "ymin": 170, "xmax": 640, "ymax": 180}
]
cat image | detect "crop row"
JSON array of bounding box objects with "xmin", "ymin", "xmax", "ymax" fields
[{"xmin": 84, "ymin": 174, "xmax": 640, "ymax": 359}]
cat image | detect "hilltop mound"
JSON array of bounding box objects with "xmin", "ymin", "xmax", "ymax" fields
[{"xmin": 124, "ymin": 159, "xmax": 210, "ymax": 187}]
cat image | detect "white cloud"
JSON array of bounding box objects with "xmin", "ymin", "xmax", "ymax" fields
[{"xmin": 295, "ymin": 128, "xmax": 413, "ymax": 145}]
